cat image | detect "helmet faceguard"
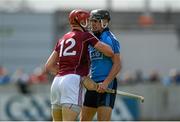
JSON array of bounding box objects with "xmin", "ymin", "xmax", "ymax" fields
[{"xmin": 90, "ymin": 9, "xmax": 110, "ymax": 29}]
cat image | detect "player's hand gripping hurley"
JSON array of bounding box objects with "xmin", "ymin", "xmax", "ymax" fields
[{"xmin": 81, "ymin": 76, "xmax": 144, "ymax": 103}]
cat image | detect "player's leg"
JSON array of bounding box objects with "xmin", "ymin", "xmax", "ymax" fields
[
  {"xmin": 60, "ymin": 74, "xmax": 84, "ymax": 121},
  {"xmin": 97, "ymin": 79, "xmax": 117, "ymax": 121},
  {"xmin": 80, "ymin": 90, "xmax": 98, "ymax": 121},
  {"xmin": 51, "ymin": 105, "xmax": 62, "ymax": 121},
  {"xmin": 62, "ymin": 104, "xmax": 81, "ymax": 121},
  {"xmin": 50, "ymin": 76, "xmax": 63, "ymax": 121},
  {"xmin": 97, "ymin": 106, "xmax": 112, "ymax": 121},
  {"xmin": 80, "ymin": 106, "xmax": 97, "ymax": 121}
]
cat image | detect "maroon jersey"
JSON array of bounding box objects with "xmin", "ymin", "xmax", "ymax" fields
[{"xmin": 54, "ymin": 29, "xmax": 98, "ymax": 76}]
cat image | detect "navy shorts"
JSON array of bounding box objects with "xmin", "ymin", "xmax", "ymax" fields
[{"xmin": 83, "ymin": 78, "xmax": 117, "ymax": 109}]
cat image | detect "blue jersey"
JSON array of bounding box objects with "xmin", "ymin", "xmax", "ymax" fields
[{"xmin": 89, "ymin": 28, "xmax": 120, "ymax": 83}]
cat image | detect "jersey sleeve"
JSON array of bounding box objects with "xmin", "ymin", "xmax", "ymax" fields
[
  {"xmin": 106, "ymin": 32, "xmax": 120, "ymax": 54},
  {"xmin": 86, "ymin": 32, "xmax": 99, "ymax": 47},
  {"xmin": 54, "ymin": 40, "xmax": 60, "ymax": 53},
  {"xmin": 112, "ymin": 38, "xmax": 120, "ymax": 53}
]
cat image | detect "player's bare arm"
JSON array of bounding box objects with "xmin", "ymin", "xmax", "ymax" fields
[
  {"xmin": 94, "ymin": 41, "xmax": 114, "ymax": 57},
  {"xmin": 97, "ymin": 54, "xmax": 121, "ymax": 92},
  {"xmin": 45, "ymin": 51, "xmax": 59, "ymax": 75}
]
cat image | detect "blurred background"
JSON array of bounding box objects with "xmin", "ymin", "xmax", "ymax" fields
[{"xmin": 0, "ymin": 0, "xmax": 180, "ymax": 121}]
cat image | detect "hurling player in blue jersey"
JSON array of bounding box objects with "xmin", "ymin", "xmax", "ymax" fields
[{"xmin": 80, "ymin": 9, "xmax": 122, "ymax": 121}]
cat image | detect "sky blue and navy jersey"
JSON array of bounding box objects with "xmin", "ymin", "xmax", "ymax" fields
[{"xmin": 89, "ymin": 28, "xmax": 120, "ymax": 83}]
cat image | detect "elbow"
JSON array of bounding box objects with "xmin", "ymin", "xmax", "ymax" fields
[
  {"xmin": 45, "ymin": 64, "xmax": 49, "ymax": 73},
  {"xmin": 103, "ymin": 51, "xmax": 113, "ymax": 57},
  {"xmin": 106, "ymin": 49, "xmax": 114, "ymax": 57},
  {"xmin": 107, "ymin": 51, "xmax": 114, "ymax": 58},
  {"xmin": 45, "ymin": 62, "xmax": 51, "ymax": 72}
]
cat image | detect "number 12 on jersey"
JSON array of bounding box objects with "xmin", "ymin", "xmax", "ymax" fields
[{"xmin": 59, "ymin": 38, "xmax": 77, "ymax": 57}]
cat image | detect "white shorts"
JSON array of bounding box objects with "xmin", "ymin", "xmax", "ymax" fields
[{"xmin": 50, "ymin": 74, "xmax": 85, "ymax": 107}]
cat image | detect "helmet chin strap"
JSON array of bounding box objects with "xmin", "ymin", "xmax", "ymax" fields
[
  {"xmin": 80, "ymin": 19, "xmax": 88, "ymax": 28},
  {"xmin": 74, "ymin": 18, "xmax": 87, "ymax": 32},
  {"xmin": 101, "ymin": 20, "xmax": 108, "ymax": 29}
]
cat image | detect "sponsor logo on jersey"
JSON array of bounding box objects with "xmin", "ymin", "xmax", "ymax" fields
[{"xmin": 90, "ymin": 48, "xmax": 103, "ymax": 60}]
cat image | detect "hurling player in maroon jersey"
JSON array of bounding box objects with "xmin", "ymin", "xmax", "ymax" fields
[{"xmin": 45, "ymin": 9, "xmax": 114, "ymax": 121}]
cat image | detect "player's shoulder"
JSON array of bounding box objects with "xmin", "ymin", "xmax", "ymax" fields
[
  {"xmin": 103, "ymin": 30, "xmax": 118, "ymax": 41},
  {"xmin": 62, "ymin": 31, "xmax": 75, "ymax": 39},
  {"xmin": 83, "ymin": 31, "xmax": 96, "ymax": 40}
]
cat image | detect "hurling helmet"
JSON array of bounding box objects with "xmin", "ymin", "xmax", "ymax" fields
[
  {"xmin": 90, "ymin": 9, "xmax": 110, "ymax": 21},
  {"xmin": 69, "ymin": 9, "xmax": 90, "ymax": 28}
]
